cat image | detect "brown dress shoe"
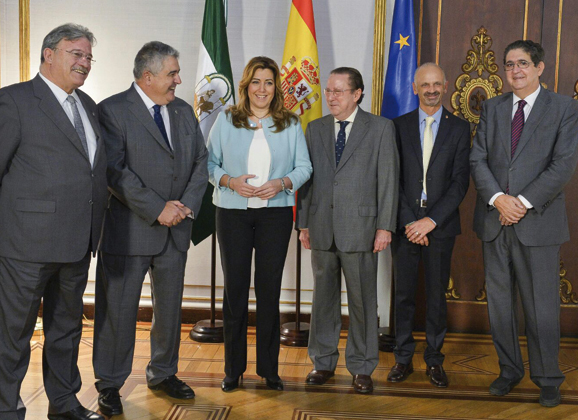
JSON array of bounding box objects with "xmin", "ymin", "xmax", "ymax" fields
[
  {"xmin": 306, "ymin": 369, "xmax": 334, "ymax": 385},
  {"xmin": 387, "ymin": 362, "xmax": 414, "ymax": 382},
  {"xmin": 426, "ymin": 365, "xmax": 448, "ymax": 388},
  {"xmin": 352, "ymin": 374, "xmax": 373, "ymax": 393}
]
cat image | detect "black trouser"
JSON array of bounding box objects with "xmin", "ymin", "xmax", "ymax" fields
[
  {"xmin": 392, "ymin": 209, "xmax": 455, "ymax": 367},
  {"xmin": 216, "ymin": 207, "xmax": 293, "ymax": 380}
]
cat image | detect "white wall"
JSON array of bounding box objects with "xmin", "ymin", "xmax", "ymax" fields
[{"xmin": 0, "ymin": 0, "xmax": 395, "ymax": 325}]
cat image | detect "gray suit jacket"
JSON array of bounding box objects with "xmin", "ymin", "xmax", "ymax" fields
[
  {"xmin": 0, "ymin": 75, "xmax": 107, "ymax": 263},
  {"xmin": 296, "ymin": 108, "xmax": 399, "ymax": 252},
  {"xmin": 470, "ymin": 88, "xmax": 578, "ymax": 246},
  {"xmin": 99, "ymin": 85, "xmax": 208, "ymax": 256}
]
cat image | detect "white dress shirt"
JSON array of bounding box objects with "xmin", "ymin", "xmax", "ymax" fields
[
  {"xmin": 489, "ymin": 85, "xmax": 541, "ymax": 209},
  {"xmin": 39, "ymin": 72, "xmax": 97, "ymax": 166},
  {"xmin": 134, "ymin": 82, "xmax": 173, "ymax": 148}
]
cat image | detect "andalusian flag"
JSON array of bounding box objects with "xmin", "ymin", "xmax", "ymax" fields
[
  {"xmin": 191, "ymin": 0, "xmax": 235, "ymax": 245},
  {"xmin": 281, "ymin": 0, "xmax": 322, "ymax": 132}
]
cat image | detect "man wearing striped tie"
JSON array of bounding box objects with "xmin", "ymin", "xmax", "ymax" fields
[
  {"xmin": 387, "ymin": 63, "xmax": 470, "ymax": 389},
  {"xmin": 470, "ymin": 40, "xmax": 578, "ymax": 407}
]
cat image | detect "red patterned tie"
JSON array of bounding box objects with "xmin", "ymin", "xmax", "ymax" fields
[{"xmin": 511, "ymin": 99, "xmax": 526, "ymax": 158}]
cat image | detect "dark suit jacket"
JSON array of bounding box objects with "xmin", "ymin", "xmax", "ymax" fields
[
  {"xmin": 99, "ymin": 85, "xmax": 208, "ymax": 256},
  {"xmin": 394, "ymin": 107, "xmax": 471, "ymax": 238},
  {"xmin": 470, "ymin": 88, "xmax": 578, "ymax": 246},
  {"xmin": 296, "ymin": 108, "xmax": 399, "ymax": 252},
  {"xmin": 0, "ymin": 75, "xmax": 107, "ymax": 262}
]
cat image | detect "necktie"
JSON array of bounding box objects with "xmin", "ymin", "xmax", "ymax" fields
[
  {"xmin": 422, "ymin": 116, "xmax": 435, "ymax": 196},
  {"xmin": 66, "ymin": 96, "xmax": 90, "ymax": 158},
  {"xmin": 511, "ymin": 99, "xmax": 526, "ymax": 158},
  {"xmin": 335, "ymin": 121, "xmax": 350, "ymax": 166},
  {"xmin": 153, "ymin": 104, "xmax": 172, "ymax": 150}
]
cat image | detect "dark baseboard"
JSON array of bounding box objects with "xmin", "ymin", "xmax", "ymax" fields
[{"xmin": 81, "ymin": 303, "xmax": 351, "ymax": 330}]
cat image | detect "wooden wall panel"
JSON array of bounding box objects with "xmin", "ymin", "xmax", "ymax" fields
[{"xmin": 411, "ymin": 0, "xmax": 578, "ymax": 335}]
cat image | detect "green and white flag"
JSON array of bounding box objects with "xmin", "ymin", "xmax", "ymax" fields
[{"xmin": 191, "ymin": 0, "xmax": 235, "ymax": 245}]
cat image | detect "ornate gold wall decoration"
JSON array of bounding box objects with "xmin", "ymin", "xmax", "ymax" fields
[
  {"xmin": 371, "ymin": 0, "xmax": 387, "ymax": 115},
  {"xmin": 19, "ymin": 0, "xmax": 30, "ymax": 82},
  {"xmin": 451, "ymin": 27, "xmax": 503, "ymax": 135},
  {"xmin": 475, "ymin": 284, "xmax": 487, "ymax": 302},
  {"xmin": 574, "ymin": 80, "xmax": 578, "ymax": 100},
  {"xmin": 445, "ymin": 277, "xmax": 461, "ymax": 300},
  {"xmin": 560, "ymin": 259, "xmax": 578, "ymax": 304}
]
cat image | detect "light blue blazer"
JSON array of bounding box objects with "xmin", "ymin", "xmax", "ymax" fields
[{"xmin": 207, "ymin": 112, "xmax": 312, "ymax": 209}]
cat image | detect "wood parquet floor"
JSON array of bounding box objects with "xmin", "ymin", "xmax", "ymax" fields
[{"xmin": 21, "ymin": 323, "xmax": 578, "ymax": 419}]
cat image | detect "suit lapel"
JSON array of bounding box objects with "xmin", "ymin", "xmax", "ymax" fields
[
  {"xmin": 428, "ymin": 107, "xmax": 451, "ymax": 167},
  {"xmin": 320, "ymin": 115, "xmax": 337, "ymax": 169},
  {"xmin": 167, "ymin": 103, "xmax": 180, "ymax": 172},
  {"xmin": 406, "ymin": 109, "xmax": 423, "ymax": 171},
  {"xmin": 33, "ymin": 76, "xmax": 91, "ymax": 164},
  {"xmin": 127, "ymin": 86, "xmax": 172, "ymax": 153},
  {"xmin": 77, "ymin": 91, "xmax": 100, "ymax": 168},
  {"xmin": 496, "ymin": 93, "xmax": 513, "ymax": 160},
  {"xmin": 336, "ymin": 108, "xmax": 369, "ymax": 172},
  {"xmin": 511, "ymin": 88, "xmax": 550, "ymax": 163}
]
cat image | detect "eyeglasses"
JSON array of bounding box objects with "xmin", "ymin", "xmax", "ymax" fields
[
  {"xmin": 323, "ymin": 88, "xmax": 354, "ymax": 97},
  {"xmin": 54, "ymin": 48, "xmax": 96, "ymax": 64},
  {"xmin": 504, "ymin": 60, "xmax": 531, "ymax": 71}
]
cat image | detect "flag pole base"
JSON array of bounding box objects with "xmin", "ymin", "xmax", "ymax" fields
[
  {"xmin": 280, "ymin": 322, "xmax": 310, "ymax": 347},
  {"xmin": 378, "ymin": 326, "xmax": 396, "ymax": 352},
  {"xmin": 190, "ymin": 319, "xmax": 224, "ymax": 343}
]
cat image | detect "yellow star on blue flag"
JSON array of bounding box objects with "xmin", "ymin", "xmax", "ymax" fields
[
  {"xmin": 394, "ymin": 34, "xmax": 410, "ymax": 50},
  {"xmin": 381, "ymin": 0, "xmax": 418, "ymax": 119}
]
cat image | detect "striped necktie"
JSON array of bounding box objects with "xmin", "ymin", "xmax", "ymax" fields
[{"xmin": 511, "ymin": 99, "xmax": 526, "ymax": 158}]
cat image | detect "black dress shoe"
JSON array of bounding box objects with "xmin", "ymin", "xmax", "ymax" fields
[
  {"xmin": 387, "ymin": 362, "xmax": 414, "ymax": 383},
  {"xmin": 265, "ymin": 377, "xmax": 284, "ymax": 391},
  {"xmin": 539, "ymin": 386, "xmax": 561, "ymax": 407},
  {"xmin": 426, "ymin": 365, "xmax": 448, "ymax": 388},
  {"xmin": 47, "ymin": 405, "xmax": 104, "ymax": 420},
  {"xmin": 221, "ymin": 375, "xmax": 242, "ymax": 392},
  {"xmin": 306, "ymin": 369, "xmax": 334, "ymax": 385},
  {"xmin": 352, "ymin": 374, "xmax": 373, "ymax": 394},
  {"xmin": 98, "ymin": 387, "xmax": 123, "ymax": 416},
  {"xmin": 148, "ymin": 375, "xmax": 195, "ymax": 399},
  {"xmin": 489, "ymin": 376, "xmax": 522, "ymax": 396}
]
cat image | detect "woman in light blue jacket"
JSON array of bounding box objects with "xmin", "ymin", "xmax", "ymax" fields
[{"xmin": 207, "ymin": 56, "xmax": 312, "ymax": 392}]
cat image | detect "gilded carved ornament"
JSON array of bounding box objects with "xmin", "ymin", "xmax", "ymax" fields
[{"xmin": 451, "ymin": 27, "xmax": 503, "ymax": 139}]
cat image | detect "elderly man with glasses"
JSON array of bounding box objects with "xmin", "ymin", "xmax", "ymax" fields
[{"xmin": 297, "ymin": 67, "xmax": 399, "ymax": 394}]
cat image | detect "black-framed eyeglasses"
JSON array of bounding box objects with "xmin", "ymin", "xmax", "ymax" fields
[
  {"xmin": 504, "ymin": 60, "xmax": 531, "ymax": 71},
  {"xmin": 54, "ymin": 48, "xmax": 96, "ymax": 64},
  {"xmin": 323, "ymin": 88, "xmax": 354, "ymax": 97}
]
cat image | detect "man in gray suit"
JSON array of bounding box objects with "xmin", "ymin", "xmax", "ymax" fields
[
  {"xmin": 0, "ymin": 24, "xmax": 107, "ymax": 420},
  {"xmin": 93, "ymin": 42, "xmax": 208, "ymax": 416},
  {"xmin": 471, "ymin": 40, "xmax": 578, "ymax": 407},
  {"xmin": 297, "ymin": 67, "xmax": 399, "ymax": 394}
]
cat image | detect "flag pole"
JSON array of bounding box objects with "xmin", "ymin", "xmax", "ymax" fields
[
  {"xmin": 190, "ymin": 233, "xmax": 224, "ymax": 342},
  {"xmin": 280, "ymin": 231, "xmax": 309, "ymax": 346}
]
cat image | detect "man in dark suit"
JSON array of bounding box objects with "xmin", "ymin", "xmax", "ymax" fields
[
  {"xmin": 387, "ymin": 63, "xmax": 470, "ymax": 388},
  {"xmin": 0, "ymin": 24, "xmax": 107, "ymax": 420},
  {"xmin": 92, "ymin": 42, "xmax": 208, "ymax": 416},
  {"xmin": 296, "ymin": 67, "xmax": 399, "ymax": 394},
  {"xmin": 471, "ymin": 40, "xmax": 578, "ymax": 407}
]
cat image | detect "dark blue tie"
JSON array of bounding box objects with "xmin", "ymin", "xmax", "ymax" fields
[
  {"xmin": 153, "ymin": 104, "xmax": 172, "ymax": 150},
  {"xmin": 335, "ymin": 121, "xmax": 350, "ymax": 166}
]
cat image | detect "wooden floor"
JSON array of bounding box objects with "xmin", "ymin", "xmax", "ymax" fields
[{"xmin": 21, "ymin": 322, "xmax": 578, "ymax": 419}]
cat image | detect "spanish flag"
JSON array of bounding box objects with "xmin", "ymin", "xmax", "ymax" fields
[{"xmin": 281, "ymin": 0, "xmax": 322, "ymax": 132}]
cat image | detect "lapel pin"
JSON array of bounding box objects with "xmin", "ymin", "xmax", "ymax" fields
[{"xmin": 175, "ymin": 110, "xmax": 178, "ymax": 114}]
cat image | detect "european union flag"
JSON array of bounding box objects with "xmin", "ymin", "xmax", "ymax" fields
[{"xmin": 381, "ymin": 0, "xmax": 419, "ymax": 119}]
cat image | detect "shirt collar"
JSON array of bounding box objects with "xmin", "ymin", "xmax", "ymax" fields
[
  {"xmin": 133, "ymin": 81, "xmax": 161, "ymax": 110},
  {"xmin": 418, "ymin": 105, "xmax": 443, "ymax": 125},
  {"xmin": 38, "ymin": 72, "xmax": 80, "ymax": 106},
  {"xmin": 334, "ymin": 105, "xmax": 359, "ymax": 124},
  {"xmin": 513, "ymin": 85, "xmax": 541, "ymax": 109}
]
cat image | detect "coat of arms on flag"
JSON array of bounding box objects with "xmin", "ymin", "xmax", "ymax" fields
[
  {"xmin": 194, "ymin": 73, "xmax": 233, "ymax": 124},
  {"xmin": 281, "ymin": 56, "xmax": 320, "ymax": 118}
]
